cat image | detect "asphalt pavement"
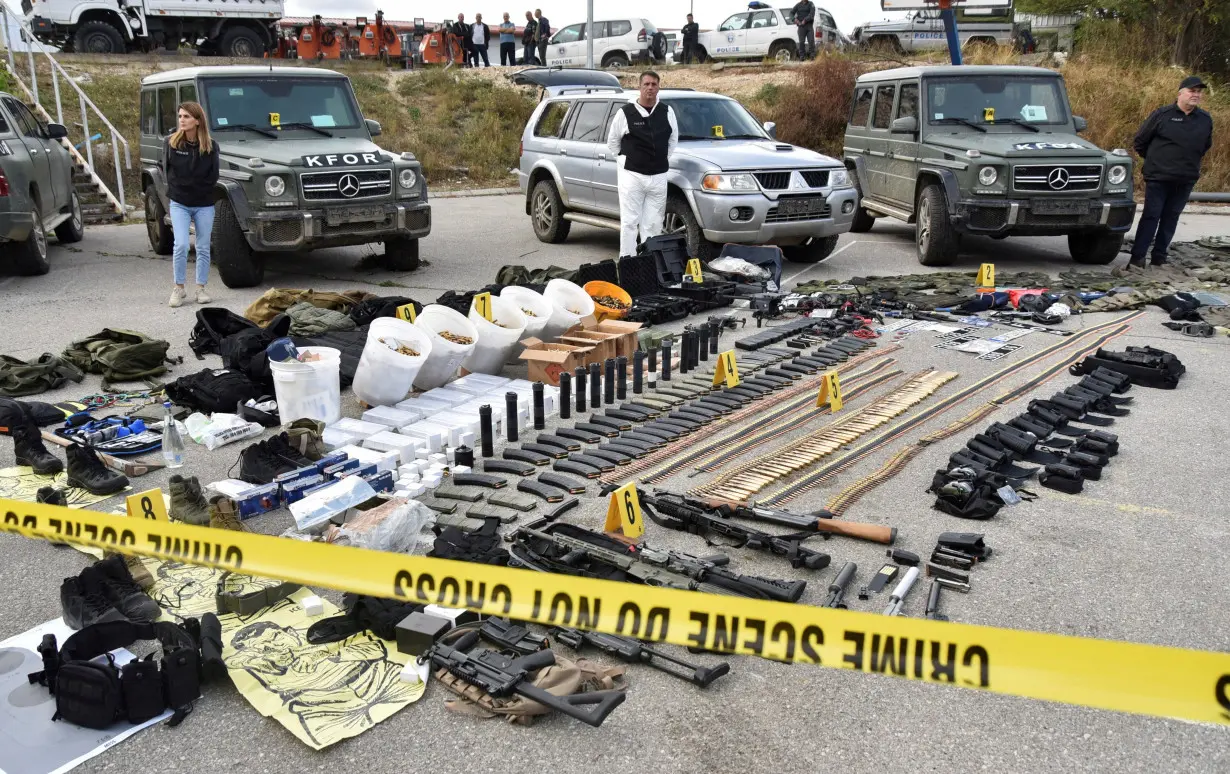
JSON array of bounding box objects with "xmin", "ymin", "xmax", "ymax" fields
[{"xmin": 0, "ymin": 195, "xmax": 1227, "ymax": 774}]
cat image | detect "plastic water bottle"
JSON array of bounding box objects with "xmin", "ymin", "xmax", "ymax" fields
[{"xmin": 161, "ymin": 401, "xmax": 185, "ymax": 468}]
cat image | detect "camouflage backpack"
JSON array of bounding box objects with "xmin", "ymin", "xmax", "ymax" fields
[{"xmin": 62, "ymin": 328, "xmax": 178, "ymax": 390}]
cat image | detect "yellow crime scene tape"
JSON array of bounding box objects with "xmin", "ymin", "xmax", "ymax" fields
[{"xmin": 2, "ymin": 498, "xmax": 1228, "ymax": 726}]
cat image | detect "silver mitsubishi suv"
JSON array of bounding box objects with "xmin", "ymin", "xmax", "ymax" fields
[{"xmin": 514, "ymin": 68, "xmax": 857, "ymax": 262}]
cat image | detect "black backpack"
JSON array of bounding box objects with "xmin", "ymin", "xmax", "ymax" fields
[
  {"xmin": 347, "ymin": 296, "xmax": 420, "ymax": 327},
  {"xmin": 164, "ymin": 368, "xmax": 264, "ymax": 413},
  {"xmin": 189, "ymin": 308, "xmax": 261, "ymax": 358},
  {"xmin": 220, "ymin": 314, "xmax": 291, "ymax": 389}
]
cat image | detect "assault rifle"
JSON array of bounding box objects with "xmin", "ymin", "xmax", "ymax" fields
[
  {"xmin": 423, "ymin": 630, "xmax": 624, "ymax": 727},
  {"xmin": 551, "ymin": 627, "xmax": 730, "ymax": 688},
  {"xmin": 692, "ymin": 497, "xmax": 897, "ymax": 545},
  {"xmin": 515, "ymin": 523, "xmax": 806, "ymax": 602},
  {"xmin": 639, "ymin": 491, "xmax": 831, "ymax": 570}
]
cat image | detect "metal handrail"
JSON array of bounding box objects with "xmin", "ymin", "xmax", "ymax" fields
[{"xmin": 0, "ymin": 5, "xmax": 131, "ymax": 215}]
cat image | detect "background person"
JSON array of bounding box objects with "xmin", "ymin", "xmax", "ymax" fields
[
  {"xmin": 164, "ymin": 101, "xmax": 218, "ymax": 308},
  {"xmin": 605, "ymin": 71, "xmax": 679, "ymax": 258},
  {"xmin": 1130, "ymin": 75, "xmax": 1214, "ymax": 267},
  {"xmin": 534, "ymin": 9, "xmax": 551, "ymax": 66},
  {"xmin": 792, "ymin": 0, "xmax": 816, "ymax": 60},
  {"xmin": 499, "ymin": 12, "xmax": 517, "ymax": 65},
  {"xmin": 522, "ymin": 11, "xmax": 538, "ymax": 64},
  {"xmin": 451, "ymin": 13, "xmax": 471, "ymax": 66},
  {"xmin": 681, "ymin": 14, "xmax": 699, "ymax": 64},
  {"xmin": 471, "ymin": 13, "xmax": 491, "ymax": 67}
]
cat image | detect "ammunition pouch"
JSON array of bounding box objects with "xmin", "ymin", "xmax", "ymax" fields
[
  {"xmin": 929, "ymin": 467, "xmax": 1008, "ymax": 520},
  {"xmin": 1070, "ymin": 346, "xmax": 1185, "ymax": 390},
  {"xmin": 29, "ymin": 618, "xmax": 216, "ymax": 729},
  {"xmin": 1063, "ymin": 451, "xmax": 1106, "ymax": 480},
  {"xmin": 1039, "ymin": 463, "xmax": 1084, "ymax": 494}
]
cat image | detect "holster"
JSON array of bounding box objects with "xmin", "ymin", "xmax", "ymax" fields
[{"xmin": 1070, "ymin": 346, "xmax": 1185, "ymax": 389}]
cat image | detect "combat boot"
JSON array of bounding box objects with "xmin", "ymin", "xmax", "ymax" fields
[
  {"xmin": 61, "ymin": 566, "xmax": 128, "ymax": 630},
  {"xmin": 36, "ymin": 486, "xmax": 68, "ymax": 506},
  {"xmin": 169, "ymin": 474, "xmax": 210, "ymax": 525},
  {"xmin": 266, "ymin": 431, "xmax": 314, "ymax": 468},
  {"xmin": 95, "ymin": 555, "xmax": 162, "ymax": 623},
  {"xmin": 13, "ymin": 421, "xmax": 62, "ymax": 475},
  {"xmin": 285, "ymin": 419, "xmax": 326, "ymax": 461},
  {"xmin": 209, "ymin": 495, "xmax": 246, "ymax": 532},
  {"xmin": 238, "ymin": 440, "xmax": 296, "ymax": 485},
  {"xmin": 65, "ymin": 443, "xmax": 129, "ymax": 496}
]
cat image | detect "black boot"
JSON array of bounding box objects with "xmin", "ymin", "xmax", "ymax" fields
[
  {"xmin": 13, "ymin": 422, "xmax": 62, "ymax": 475},
  {"xmin": 36, "ymin": 486, "xmax": 68, "ymax": 506},
  {"xmin": 60, "ymin": 567, "xmax": 127, "ymax": 630},
  {"xmin": 95, "ymin": 555, "xmax": 162, "ymax": 623},
  {"xmin": 65, "ymin": 443, "xmax": 129, "ymax": 496}
]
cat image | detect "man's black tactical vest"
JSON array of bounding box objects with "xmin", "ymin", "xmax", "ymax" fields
[{"xmin": 620, "ymin": 102, "xmax": 672, "ymax": 176}]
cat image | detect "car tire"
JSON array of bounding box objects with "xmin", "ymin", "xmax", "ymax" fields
[
  {"xmin": 382, "ymin": 237, "xmax": 422, "ymax": 271},
  {"xmin": 696, "ymin": 46, "xmax": 708, "ymax": 63},
  {"xmin": 10, "ymin": 201, "xmax": 50, "ymax": 276},
  {"xmin": 768, "ymin": 40, "xmax": 796, "ymax": 62},
  {"xmin": 915, "ymin": 184, "xmax": 958, "ymax": 267},
  {"xmin": 144, "ymin": 186, "xmax": 173, "ymax": 255},
  {"xmin": 782, "ymin": 235, "xmax": 839, "ymax": 264},
  {"xmin": 73, "ymin": 21, "xmax": 125, "ymax": 54},
  {"xmin": 849, "ymin": 172, "xmax": 876, "ymax": 233},
  {"xmin": 212, "ymin": 198, "xmax": 264, "ymax": 288},
  {"xmin": 1068, "ymin": 230, "xmax": 1124, "ymax": 265},
  {"xmin": 530, "ymin": 179, "xmax": 571, "ymax": 244},
  {"xmin": 664, "ymin": 195, "xmax": 716, "ymax": 261},
  {"xmin": 650, "ymin": 32, "xmax": 667, "ymax": 62},
  {"xmin": 54, "ymin": 191, "xmax": 85, "ymax": 244},
  {"xmin": 602, "ymin": 51, "xmax": 630, "ymax": 68},
  {"xmin": 220, "ymin": 26, "xmax": 264, "ymax": 58}
]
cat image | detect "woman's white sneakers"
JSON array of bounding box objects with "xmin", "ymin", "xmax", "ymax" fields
[{"xmin": 169, "ymin": 286, "xmax": 211, "ymax": 307}]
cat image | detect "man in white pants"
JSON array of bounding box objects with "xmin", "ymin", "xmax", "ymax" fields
[{"xmin": 606, "ymin": 71, "xmax": 679, "ymax": 258}]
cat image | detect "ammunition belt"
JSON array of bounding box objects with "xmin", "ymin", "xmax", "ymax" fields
[
  {"xmin": 761, "ymin": 312, "xmax": 1141, "ymax": 506},
  {"xmin": 597, "ymin": 346, "xmax": 901, "ymax": 486},
  {"xmin": 691, "ymin": 369, "xmax": 959, "ymax": 502}
]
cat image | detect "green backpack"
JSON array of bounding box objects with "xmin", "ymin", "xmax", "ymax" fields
[
  {"xmin": 0, "ymin": 353, "xmax": 85, "ymax": 397},
  {"xmin": 63, "ymin": 328, "xmax": 178, "ymax": 390}
]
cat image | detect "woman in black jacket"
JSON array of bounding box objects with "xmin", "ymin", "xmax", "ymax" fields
[{"xmin": 164, "ymin": 101, "xmax": 220, "ymax": 308}]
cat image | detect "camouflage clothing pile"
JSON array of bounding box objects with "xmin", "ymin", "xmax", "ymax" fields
[{"xmin": 793, "ymin": 239, "xmax": 1230, "ymax": 314}]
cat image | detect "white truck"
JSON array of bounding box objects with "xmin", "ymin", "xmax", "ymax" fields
[
  {"xmin": 22, "ymin": 0, "xmax": 283, "ymax": 56},
  {"xmin": 852, "ymin": 7, "xmax": 1027, "ymax": 53},
  {"xmin": 690, "ymin": 2, "xmax": 845, "ymax": 62}
]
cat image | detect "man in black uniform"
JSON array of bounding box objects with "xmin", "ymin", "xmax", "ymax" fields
[
  {"xmin": 606, "ymin": 71, "xmax": 679, "ymax": 257},
  {"xmin": 522, "ymin": 11, "xmax": 537, "ymax": 64},
  {"xmin": 680, "ymin": 14, "xmax": 699, "ymax": 65},
  {"xmin": 792, "ymin": 0, "xmax": 816, "ymax": 60},
  {"xmin": 1130, "ymin": 75, "xmax": 1214, "ymax": 267}
]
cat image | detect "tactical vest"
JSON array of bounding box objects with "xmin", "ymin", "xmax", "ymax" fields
[{"xmin": 620, "ymin": 103, "xmax": 672, "ymax": 176}]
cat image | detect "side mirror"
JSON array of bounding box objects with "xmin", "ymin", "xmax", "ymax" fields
[
  {"xmin": 763, "ymin": 121, "xmax": 777, "ymax": 139},
  {"xmin": 45, "ymin": 122, "xmax": 68, "ymax": 139},
  {"xmin": 365, "ymin": 118, "xmax": 382, "ymax": 137},
  {"xmin": 890, "ymin": 116, "xmax": 918, "ymax": 134},
  {"xmin": 1073, "ymin": 116, "xmax": 1087, "ymax": 133}
]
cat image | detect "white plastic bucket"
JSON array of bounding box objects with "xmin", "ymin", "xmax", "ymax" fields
[
  {"xmin": 270, "ymin": 346, "xmax": 342, "ymax": 425},
  {"xmin": 541, "ymin": 278, "xmax": 596, "ymax": 340},
  {"xmin": 499, "ymin": 286, "xmax": 553, "ymax": 361},
  {"xmin": 413, "ymin": 305, "xmax": 479, "ymax": 390},
  {"xmin": 463, "ymin": 295, "xmax": 528, "ymax": 375},
  {"xmin": 352, "ymin": 318, "xmax": 434, "ymax": 407}
]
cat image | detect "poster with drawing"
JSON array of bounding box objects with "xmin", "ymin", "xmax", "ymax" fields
[{"xmin": 145, "ymin": 560, "xmax": 424, "ymax": 749}]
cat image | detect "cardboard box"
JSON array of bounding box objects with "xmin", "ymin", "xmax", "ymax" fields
[
  {"xmin": 518, "ymin": 337, "xmax": 595, "ymax": 385},
  {"xmin": 561, "ymin": 316, "xmax": 644, "ymax": 363}
]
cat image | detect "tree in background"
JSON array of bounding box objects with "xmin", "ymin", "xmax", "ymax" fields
[{"xmin": 1018, "ymin": 0, "xmax": 1230, "ymax": 73}]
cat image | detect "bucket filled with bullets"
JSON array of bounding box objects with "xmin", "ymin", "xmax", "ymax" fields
[
  {"xmin": 464, "ymin": 294, "xmax": 528, "ymax": 375},
  {"xmin": 583, "ymin": 281, "xmax": 633, "ymax": 322},
  {"xmin": 352, "ymin": 317, "xmax": 433, "ymax": 406},
  {"xmin": 413, "ymin": 305, "xmax": 479, "ymax": 390}
]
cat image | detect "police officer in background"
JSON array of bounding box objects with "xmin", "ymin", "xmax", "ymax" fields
[
  {"xmin": 606, "ymin": 71, "xmax": 679, "ymax": 258},
  {"xmin": 680, "ymin": 14, "xmax": 699, "ymax": 64},
  {"xmin": 791, "ymin": 0, "xmax": 816, "ymax": 60},
  {"xmin": 1130, "ymin": 75, "xmax": 1214, "ymax": 267}
]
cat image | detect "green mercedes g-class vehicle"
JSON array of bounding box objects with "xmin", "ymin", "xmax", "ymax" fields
[
  {"xmin": 140, "ymin": 66, "xmax": 430, "ymax": 287},
  {"xmin": 843, "ymin": 65, "xmax": 1135, "ymax": 266}
]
